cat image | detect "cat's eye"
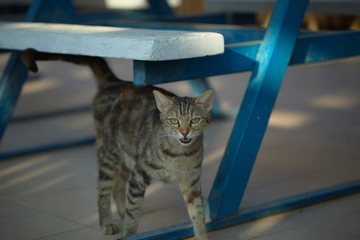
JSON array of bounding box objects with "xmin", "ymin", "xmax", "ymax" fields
[
  {"xmin": 190, "ymin": 118, "xmax": 201, "ymax": 124},
  {"xmin": 169, "ymin": 118, "xmax": 179, "ymax": 125}
]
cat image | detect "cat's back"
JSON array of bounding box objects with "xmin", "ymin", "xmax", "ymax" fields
[
  {"xmin": 93, "ymin": 82, "xmax": 155, "ymax": 124},
  {"xmin": 92, "ymin": 82, "xmax": 173, "ymax": 145}
]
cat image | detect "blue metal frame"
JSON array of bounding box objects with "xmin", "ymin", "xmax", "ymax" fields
[
  {"xmin": 207, "ymin": 0, "xmax": 310, "ymax": 219},
  {"xmin": 105, "ymin": 22, "xmax": 267, "ymax": 44},
  {"xmin": 1, "ymin": 0, "xmax": 360, "ymax": 239},
  {"xmin": 0, "ymin": 0, "xmax": 226, "ymax": 148},
  {"xmin": 121, "ymin": 179, "xmax": 360, "ymax": 240},
  {"xmin": 148, "ymin": 0, "xmax": 173, "ymax": 15},
  {"xmin": 0, "ymin": 52, "xmax": 28, "ymax": 141},
  {"xmin": 0, "ymin": 0, "xmax": 78, "ymax": 143},
  {"xmin": 132, "ymin": 31, "xmax": 360, "ymax": 85}
]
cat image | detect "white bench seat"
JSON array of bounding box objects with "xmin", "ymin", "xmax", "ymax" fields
[{"xmin": 0, "ymin": 22, "xmax": 224, "ymax": 61}]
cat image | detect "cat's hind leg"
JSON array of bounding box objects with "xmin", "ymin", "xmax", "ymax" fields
[
  {"xmin": 97, "ymin": 148, "xmax": 119, "ymax": 235},
  {"xmin": 113, "ymin": 164, "xmax": 131, "ymax": 219},
  {"xmin": 123, "ymin": 165, "xmax": 152, "ymax": 237}
]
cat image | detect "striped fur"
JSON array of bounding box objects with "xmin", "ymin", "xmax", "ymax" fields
[{"xmin": 21, "ymin": 49, "xmax": 214, "ymax": 240}]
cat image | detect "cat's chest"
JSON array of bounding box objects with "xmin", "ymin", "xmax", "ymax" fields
[{"xmin": 153, "ymin": 155, "xmax": 201, "ymax": 183}]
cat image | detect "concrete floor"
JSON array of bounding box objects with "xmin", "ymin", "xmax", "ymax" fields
[{"xmin": 0, "ymin": 53, "xmax": 359, "ymax": 240}]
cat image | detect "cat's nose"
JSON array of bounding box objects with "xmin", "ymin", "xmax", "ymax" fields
[{"xmin": 181, "ymin": 130, "xmax": 189, "ymax": 137}]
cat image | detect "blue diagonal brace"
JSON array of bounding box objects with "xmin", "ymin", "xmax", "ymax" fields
[
  {"xmin": 207, "ymin": 0, "xmax": 310, "ymax": 219},
  {"xmin": 0, "ymin": 52, "xmax": 29, "ymax": 140},
  {"xmin": 147, "ymin": 0, "xmax": 173, "ymax": 15}
]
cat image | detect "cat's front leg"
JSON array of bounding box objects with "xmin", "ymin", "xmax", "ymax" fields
[
  {"xmin": 123, "ymin": 166, "xmax": 151, "ymax": 237},
  {"xmin": 180, "ymin": 176, "xmax": 208, "ymax": 240}
]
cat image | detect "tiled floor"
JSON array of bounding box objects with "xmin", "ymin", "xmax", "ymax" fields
[{"xmin": 0, "ymin": 53, "xmax": 359, "ymax": 240}]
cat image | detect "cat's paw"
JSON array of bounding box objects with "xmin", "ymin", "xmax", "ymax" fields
[
  {"xmin": 101, "ymin": 223, "xmax": 120, "ymax": 235},
  {"xmin": 20, "ymin": 49, "xmax": 39, "ymax": 73}
]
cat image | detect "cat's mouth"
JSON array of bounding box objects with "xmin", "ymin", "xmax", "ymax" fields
[{"xmin": 180, "ymin": 138, "xmax": 192, "ymax": 144}]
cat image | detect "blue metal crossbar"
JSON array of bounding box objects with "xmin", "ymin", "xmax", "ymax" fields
[
  {"xmin": 121, "ymin": 179, "xmax": 360, "ymax": 240},
  {"xmin": 133, "ymin": 31, "xmax": 360, "ymax": 85}
]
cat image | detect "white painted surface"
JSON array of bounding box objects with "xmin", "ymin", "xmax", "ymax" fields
[{"xmin": 0, "ymin": 22, "xmax": 224, "ymax": 61}]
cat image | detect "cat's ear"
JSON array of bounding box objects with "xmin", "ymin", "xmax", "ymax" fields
[
  {"xmin": 195, "ymin": 89, "xmax": 215, "ymax": 112},
  {"xmin": 153, "ymin": 90, "xmax": 174, "ymax": 112}
]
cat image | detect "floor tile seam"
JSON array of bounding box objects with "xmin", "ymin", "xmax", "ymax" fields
[
  {"xmin": 207, "ymin": 209, "xmax": 305, "ymax": 240},
  {"xmin": 4, "ymin": 119, "xmax": 94, "ymax": 142},
  {"xmin": 292, "ymin": 219, "xmax": 359, "ymax": 239},
  {"xmin": 245, "ymin": 220, "xmax": 306, "ymax": 240},
  {"xmin": 35, "ymin": 226, "xmax": 91, "ymax": 240},
  {"xmin": 292, "ymin": 192, "xmax": 360, "ymax": 218},
  {"xmin": 0, "ymin": 196, "xmax": 12, "ymax": 204},
  {"xmin": 243, "ymin": 195, "xmax": 358, "ymax": 240},
  {"xmin": 276, "ymin": 169, "xmax": 357, "ymax": 188},
  {"xmin": 314, "ymin": 224, "xmax": 359, "ymax": 239},
  {"xmin": 264, "ymin": 165, "xmax": 339, "ymax": 181},
  {"xmin": 245, "ymin": 171, "xmax": 332, "ymax": 195},
  {"xmin": 248, "ymin": 223, "xmax": 354, "ymax": 240},
  {"xmin": 298, "ymin": 207, "xmax": 360, "ymax": 239},
  {"xmin": 141, "ymin": 201, "xmax": 187, "ymax": 216},
  {"xmin": 0, "ymin": 143, "xmax": 95, "ymax": 163},
  {"xmin": 318, "ymin": 175, "xmax": 360, "ymax": 186},
  {"xmin": 0, "ymin": 196, "xmax": 91, "ymax": 228},
  {"xmin": 279, "ymin": 196, "xmax": 360, "ymax": 238},
  {"xmin": 250, "ymin": 161, "xmax": 342, "ymax": 185}
]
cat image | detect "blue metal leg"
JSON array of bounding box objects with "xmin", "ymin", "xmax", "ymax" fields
[
  {"xmin": 25, "ymin": 0, "xmax": 78, "ymax": 23},
  {"xmin": 147, "ymin": 0, "xmax": 173, "ymax": 15},
  {"xmin": 207, "ymin": 0, "xmax": 310, "ymax": 219},
  {"xmin": 0, "ymin": 0, "xmax": 78, "ymax": 143},
  {"xmin": 0, "ymin": 52, "xmax": 29, "ymax": 141}
]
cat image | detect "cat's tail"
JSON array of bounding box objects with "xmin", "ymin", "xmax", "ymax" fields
[{"xmin": 21, "ymin": 49, "xmax": 121, "ymax": 88}]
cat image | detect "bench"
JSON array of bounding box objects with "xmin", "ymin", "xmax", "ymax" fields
[
  {"xmin": 0, "ymin": 21, "xmax": 224, "ymax": 153},
  {"xmin": 0, "ymin": 22, "xmax": 224, "ymax": 61}
]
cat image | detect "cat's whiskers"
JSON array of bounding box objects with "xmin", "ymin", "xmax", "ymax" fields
[
  {"xmin": 156, "ymin": 130, "xmax": 172, "ymax": 138},
  {"xmin": 157, "ymin": 134, "xmax": 172, "ymax": 139}
]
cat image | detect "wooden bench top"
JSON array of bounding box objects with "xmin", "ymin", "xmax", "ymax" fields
[{"xmin": 0, "ymin": 22, "xmax": 224, "ymax": 61}]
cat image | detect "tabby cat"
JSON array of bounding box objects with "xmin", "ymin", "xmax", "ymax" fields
[{"xmin": 21, "ymin": 49, "xmax": 214, "ymax": 240}]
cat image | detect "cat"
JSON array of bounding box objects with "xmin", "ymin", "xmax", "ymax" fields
[{"xmin": 21, "ymin": 49, "xmax": 214, "ymax": 240}]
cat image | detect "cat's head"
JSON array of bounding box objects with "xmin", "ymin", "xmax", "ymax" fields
[{"xmin": 153, "ymin": 89, "xmax": 214, "ymax": 146}]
